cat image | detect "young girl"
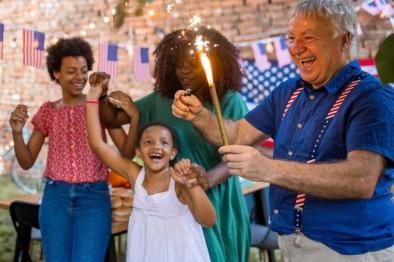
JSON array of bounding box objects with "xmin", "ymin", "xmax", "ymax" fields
[
  {"xmin": 8, "ymin": 38, "xmax": 131, "ymax": 262},
  {"xmin": 86, "ymin": 76, "xmax": 216, "ymax": 262}
]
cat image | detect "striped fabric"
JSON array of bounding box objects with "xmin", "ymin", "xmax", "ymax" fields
[
  {"xmin": 133, "ymin": 46, "xmax": 150, "ymax": 81},
  {"xmin": 0, "ymin": 23, "xmax": 4, "ymax": 60},
  {"xmin": 98, "ymin": 43, "xmax": 118, "ymax": 79},
  {"xmin": 22, "ymin": 29, "xmax": 45, "ymax": 68}
]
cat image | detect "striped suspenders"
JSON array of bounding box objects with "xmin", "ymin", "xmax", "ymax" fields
[{"xmin": 281, "ymin": 76, "xmax": 363, "ymax": 246}]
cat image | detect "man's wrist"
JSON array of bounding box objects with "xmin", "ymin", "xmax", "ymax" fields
[{"xmin": 192, "ymin": 107, "xmax": 206, "ymax": 125}]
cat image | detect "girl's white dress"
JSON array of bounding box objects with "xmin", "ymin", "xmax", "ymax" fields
[{"xmin": 126, "ymin": 168, "xmax": 211, "ymax": 262}]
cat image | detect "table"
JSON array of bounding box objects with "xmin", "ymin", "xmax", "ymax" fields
[
  {"xmin": 242, "ymin": 181, "xmax": 269, "ymax": 195},
  {"xmin": 0, "ymin": 194, "xmax": 127, "ymax": 262},
  {"xmin": 0, "ymin": 181, "xmax": 268, "ymax": 261},
  {"xmin": 0, "ymin": 194, "xmax": 128, "ymax": 235}
]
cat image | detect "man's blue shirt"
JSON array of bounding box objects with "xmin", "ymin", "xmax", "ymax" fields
[{"xmin": 245, "ymin": 60, "xmax": 394, "ymax": 255}]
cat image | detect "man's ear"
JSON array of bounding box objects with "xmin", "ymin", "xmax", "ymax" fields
[
  {"xmin": 170, "ymin": 148, "xmax": 178, "ymax": 161},
  {"xmin": 342, "ymin": 32, "xmax": 352, "ymax": 51}
]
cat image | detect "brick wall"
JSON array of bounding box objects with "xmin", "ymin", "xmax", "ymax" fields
[{"xmin": 0, "ymin": 0, "xmax": 392, "ymax": 127}]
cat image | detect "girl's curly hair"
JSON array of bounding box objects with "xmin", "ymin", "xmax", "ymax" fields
[
  {"xmin": 46, "ymin": 37, "xmax": 94, "ymax": 82},
  {"xmin": 153, "ymin": 27, "xmax": 243, "ymax": 100}
]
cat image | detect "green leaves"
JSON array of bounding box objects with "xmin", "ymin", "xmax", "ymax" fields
[{"xmin": 375, "ymin": 34, "xmax": 394, "ymax": 84}]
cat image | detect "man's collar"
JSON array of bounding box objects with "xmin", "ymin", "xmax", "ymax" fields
[{"xmin": 299, "ymin": 60, "xmax": 361, "ymax": 95}]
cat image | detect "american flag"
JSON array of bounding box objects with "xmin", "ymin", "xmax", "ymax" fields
[
  {"xmin": 362, "ymin": 0, "xmax": 393, "ymax": 16},
  {"xmin": 133, "ymin": 46, "xmax": 150, "ymax": 81},
  {"xmin": 359, "ymin": 58, "xmax": 378, "ymax": 77},
  {"xmin": 98, "ymin": 43, "xmax": 118, "ymax": 78},
  {"xmin": 23, "ymin": 29, "xmax": 45, "ymax": 68},
  {"xmin": 274, "ymin": 36, "xmax": 292, "ymax": 67},
  {"xmin": 241, "ymin": 58, "xmax": 378, "ymax": 109},
  {"xmin": 241, "ymin": 59, "xmax": 299, "ymax": 109},
  {"xmin": 0, "ymin": 23, "xmax": 4, "ymax": 60},
  {"xmin": 251, "ymin": 41, "xmax": 271, "ymax": 71}
]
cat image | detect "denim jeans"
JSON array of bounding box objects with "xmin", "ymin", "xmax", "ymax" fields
[{"xmin": 39, "ymin": 179, "xmax": 111, "ymax": 262}]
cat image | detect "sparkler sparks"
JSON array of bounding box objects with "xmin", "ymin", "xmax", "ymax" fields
[
  {"xmin": 189, "ymin": 15, "xmax": 201, "ymax": 28},
  {"xmin": 194, "ymin": 35, "xmax": 209, "ymax": 52}
]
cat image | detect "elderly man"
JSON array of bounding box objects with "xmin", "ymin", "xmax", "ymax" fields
[{"xmin": 172, "ymin": 0, "xmax": 394, "ymax": 261}]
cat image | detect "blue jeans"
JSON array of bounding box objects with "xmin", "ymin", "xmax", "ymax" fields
[{"xmin": 39, "ymin": 179, "xmax": 111, "ymax": 262}]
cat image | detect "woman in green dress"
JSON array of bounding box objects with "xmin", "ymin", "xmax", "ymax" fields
[{"xmin": 102, "ymin": 27, "xmax": 250, "ymax": 262}]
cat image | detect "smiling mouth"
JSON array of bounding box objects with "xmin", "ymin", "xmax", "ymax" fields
[
  {"xmin": 300, "ymin": 57, "xmax": 316, "ymax": 67},
  {"xmin": 149, "ymin": 153, "xmax": 163, "ymax": 160}
]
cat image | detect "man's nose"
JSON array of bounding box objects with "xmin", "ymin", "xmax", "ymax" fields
[{"xmin": 289, "ymin": 38, "xmax": 305, "ymax": 56}]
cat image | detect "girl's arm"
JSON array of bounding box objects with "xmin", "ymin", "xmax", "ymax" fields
[
  {"xmin": 9, "ymin": 105, "xmax": 45, "ymax": 169},
  {"xmin": 179, "ymin": 184, "xmax": 216, "ymax": 228},
  {"xmin": 171, "ymin": 161, "xmax": 216, "ymax": 227},
  {"xmin": 86, "ymin": 77, "xmax": 140, "ymax": 183}
]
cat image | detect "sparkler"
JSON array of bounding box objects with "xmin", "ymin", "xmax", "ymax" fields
[{"xmin": 195, "ymin": 35, "xmax": 228, "ymax": 146}]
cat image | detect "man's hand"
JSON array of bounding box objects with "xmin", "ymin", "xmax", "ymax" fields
[
  {"xmin": 172, "ymin": 90, "xmax": 203, "ymax": 121},
  {"xmin": 219, "ymin": 145, "xmax": 272, "ymax": 182}
]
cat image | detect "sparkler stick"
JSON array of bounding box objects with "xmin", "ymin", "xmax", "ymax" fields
[{"xmin": 199, "ymin": 52, "xmax": 229, "ymax": 146}]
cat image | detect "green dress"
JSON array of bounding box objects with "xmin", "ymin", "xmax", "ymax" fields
[{"xmin": 136, "ymin": 91, "xmax": 250, "ymax": 262}]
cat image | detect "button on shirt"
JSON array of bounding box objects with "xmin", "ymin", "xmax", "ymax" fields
[{"xmin": 245, "ymin": 60, "xmax": 394, "ymax": 255}]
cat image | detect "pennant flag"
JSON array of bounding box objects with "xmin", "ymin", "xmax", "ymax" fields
[
  {"xmin": 23, "ymin": 29, "xmax": 45, "ymax": 68},
  {"xmin": 241, "ymin": 59, "xmax": 298, "ymax": 109},
  {"xmin": 133, "ymin": 46, "xmax": 150, "ymax": 81},
  {"xmin": 0, "ymin": 23, "xmax": 4, "ymax": 60},
  {"xmin": 359, "ymin": 58, "xmax": 378, "ymax": 77},
  {"xmin": 380, "ymin": 0, "xmax": 394, "ymax": 17},
  {"xmin": 273, "ymin": 36, "xmax": 292, "ymax": 67},
  {"xmin": 98, "ymin": 43, "xmax": 118, "ymax": 79},
  {"xmin": 362, "ymin": 0, "xmax": 381, "ymax": 15},
  {"xmin": 251, "ymin": 41, "xmax": 271, "ymax": 71},
  {"xmin": 361, "ymin": 0, "xmax": 393, "ymax": 16}
]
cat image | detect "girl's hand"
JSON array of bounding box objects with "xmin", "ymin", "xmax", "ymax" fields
[
  {"xmin": 108, "ymin": 91, "xmax": 139, "ymax": 118},
  {"xmin": 9, "ymin": 105, "xmax": 29, "ymax": 134},
  {"xmin": 174, "ymin": 158, "xmax": 193, "ymax": 177},
  {"xmin": 172, "ymin": 90, "xmax": 203, "ymax": 121},
  {"xmin": 87, "ymin": 72, "xmax": 110, "ymax": 100},
  {"xmin": 174, "ymin": 159, "xmax": 208, "ymax": 189}
]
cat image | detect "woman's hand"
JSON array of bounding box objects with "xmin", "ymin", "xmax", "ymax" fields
[
  {"xmin": 87, "ymin": 72, "xmax": 110, "ymax": 100},
  {"xmin": 9, "ymin": 105, "xmax": 29, "ymax": 134},
  {"xmin": 108, "ymin": 91, "xmax": 139, "ymax": 119},
  {"xmin": 172, "ymin": 90, "xmax": 203, "ymax": 121}
]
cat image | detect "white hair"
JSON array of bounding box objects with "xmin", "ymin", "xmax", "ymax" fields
[{"xmin": 291, "ymin": 0, "xmax": 357, "ymax": 57}]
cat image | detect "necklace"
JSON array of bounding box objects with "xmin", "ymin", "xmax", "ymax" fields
[{"xmin": 144, "ymin": 171, "xmax": 169, "ymax": 195}]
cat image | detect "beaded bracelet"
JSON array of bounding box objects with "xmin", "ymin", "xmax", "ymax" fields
[{"xmin": 86, "ymin": 100, "xmax": 99, "ymax": 104}]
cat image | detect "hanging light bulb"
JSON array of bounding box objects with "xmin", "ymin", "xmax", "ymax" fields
[{"xmin": 266, "ymin": 42, "xmax": 274, "ymax": 53}]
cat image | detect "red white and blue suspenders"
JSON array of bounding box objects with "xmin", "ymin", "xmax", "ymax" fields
[{"xmin": 281, "ymin": 76, "xmax": 363, "ymax": 246}]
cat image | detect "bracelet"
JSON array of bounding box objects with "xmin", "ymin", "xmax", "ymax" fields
[{"xmin": 86, "ymin": 100, "xmax": 99, "ymax": 104}]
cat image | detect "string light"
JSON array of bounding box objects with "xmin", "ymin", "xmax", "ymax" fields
[{"xmin": 148, "ymin": 10, "xmax": 155, "ymax": 16}]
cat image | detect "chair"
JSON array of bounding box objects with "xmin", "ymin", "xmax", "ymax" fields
[
  {"xmin": 9, "ymin": 201, "xmax": 40, "ymax": 262},
  {"xmin": 245, "ymin": 187, "xmax": 279, "ymax": 262}
]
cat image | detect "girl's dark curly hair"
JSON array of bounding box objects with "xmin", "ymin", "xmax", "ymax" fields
[
  {"xmin": 46, "ymin": 37, "xmax": 94, "ymax": 82},
  {"xmin": 153, "ymin": 27, "xmax": 243, "ymax": 101},
  {"xmin": 137, "ymin": 122, "xmax": 179, "ymax": 150}
]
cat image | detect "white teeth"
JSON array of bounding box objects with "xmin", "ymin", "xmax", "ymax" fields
[
  {"xmin": 149, "ymin": 153, "xmax": 162, "ymax": 158},
  {"xmin": 301, "ymin": 57, "xmax": 315, "ymax": 63}
]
